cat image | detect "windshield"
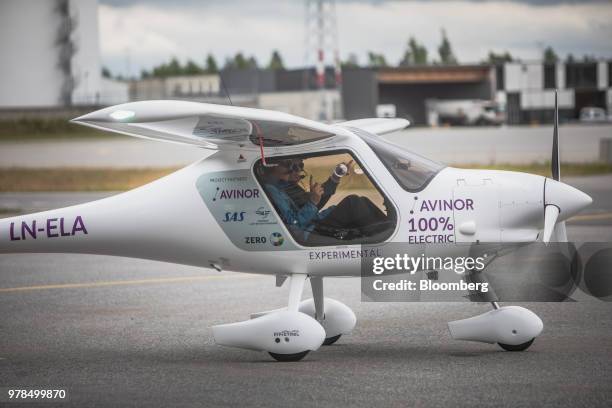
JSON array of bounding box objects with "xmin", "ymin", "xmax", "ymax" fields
[{"xmin": 351, "ymin": 127, "xmax": 445, "ymax": 192}]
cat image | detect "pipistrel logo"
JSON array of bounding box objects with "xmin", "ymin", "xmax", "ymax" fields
[{"xmin": 273, "ymin": 330, "xmax": 299, "ymax": 337}]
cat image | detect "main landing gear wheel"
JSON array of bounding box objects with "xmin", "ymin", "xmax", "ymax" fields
[
  {"xmin": 269, "ymin": 351, "xmax": 310, "ymax": 362},
  {"xmin": 322, "ymin": 334, "xmax": 342, "ymax": 346},
  {"xmin": 498, "ymin": 338, "xmax": 535, "ymax": 352}
]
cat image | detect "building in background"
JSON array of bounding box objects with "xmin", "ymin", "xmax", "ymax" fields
[
  {"xmin": 130, "ymin": 75, "xmax": 221, "ymax": 101},
  {"xmin": 342, "ymin": 65, "xmax": 495, "ymax": 125},
  {"xmin": 0, "ymin": 0, "xmax": 127, "ymax": 109},
  {"xmin": 342, "ymin": 61, "xmax": 612, "ymax": 126},
  {"xmin": 2, "ymin": 1, "xmax": 608, "ymax": 125},
  {"xmin": 129, "ymin": 67, "xmax": 342, "ymax": 121},
  {"xmin": 495, "ymin": 60, "xmax": 612, "ymax": 124}
]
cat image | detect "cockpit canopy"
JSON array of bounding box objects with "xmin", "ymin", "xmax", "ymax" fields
[
  {"xmin": 351, "ymin": 127, "xmax": 445, "ymax": 192},
  {"xmin": 247, "ymin": 122, "xmax": 335, "ymax": 147}
]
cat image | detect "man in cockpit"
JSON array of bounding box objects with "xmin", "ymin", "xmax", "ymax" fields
[
  {"xmin": 283, "ymin": 158, "xmax": 343, "ymax": 210},
  {"xmin": 261, "ymin": 158, "xmax": 388, "ymax": 243}
]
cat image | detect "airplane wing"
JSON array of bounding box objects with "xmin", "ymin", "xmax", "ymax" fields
[
  {"xmin": 337, "ymin": 118, "xmax": 410, "ymax": 135},
  {"xmin": 72, "ymin": 100, "xmax": 350, "ymax": 150}
]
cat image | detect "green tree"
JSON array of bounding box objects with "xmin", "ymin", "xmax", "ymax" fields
[
  {"xmin": 543, "ymin": 46, "xmax": 558, "ymax": 64},
  {"xmin": 223, "ymin": 52, "xmax": 258, "ymax": 70},
  {"xmin": 342, "ymin": 53, "xmax": 359, "ymax": 68},
  {"xmin": 486, "ymin": 51, "xmax": 513, "ymax": 64},
  {"xmin": 152, "ymin": 57, "xmax": 183, "ymax": 77},
  {"xmin": 399, "ymin": 37, "xmax": 428, "ymax": 66},
  {"xmin": 367, "ymin": 51, "xmax": 388, "ymax": 67},
  {"xmin": 438, "ymin": 29, "xmax": 457, "ymax": 65},
  {"xmin": 184, "ymin": 59, "xmax": 204, "ymax": 75},
  {"xmin": 247, "ymin": 55, "xmax": 258, "ymax": 69},
  {"xmin": 268, "ymin": 50, "xmax": 285, "ymax": 70},
  {"xmin": 140, "ymin": 69, "xmax": 151, "ymax": 79},
  {"xmin": 234, "ymin": 52, "xmax": 248, "ymax": 69},
  {"xmin": 167, "ymin": 57, "xmax": 182, "ymax": 75},
  {"xmin": 205, "ymin": 53, "xmax": 218, "ymax": 73}
]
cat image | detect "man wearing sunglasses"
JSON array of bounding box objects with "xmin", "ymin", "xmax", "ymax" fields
[{"xmin": 282, "ymin": 158, "xmax": 342, "ymax": 210}]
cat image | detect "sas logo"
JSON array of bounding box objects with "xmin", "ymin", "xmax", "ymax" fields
[
  {"xmin": 223, "ymin": 211, "xmax": 246, "ymax": 222},
  {"xmin": 270, "ymin": 232, "xmax": 284, "ymax": 247}
]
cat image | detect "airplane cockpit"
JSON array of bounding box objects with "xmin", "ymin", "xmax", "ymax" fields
[
  {"xmin": 254, "ymin": 150, "xmax": 397, "ymax": 246},
  {"xmin": 253, "ymin": 125, "xmax": 446, "ymax": 247}
]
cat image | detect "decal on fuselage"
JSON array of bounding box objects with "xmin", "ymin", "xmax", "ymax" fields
[
  {"xmin": 9, "ymin": 216, "xmax": 88, "ymax": 241},
  {"xmin": 196, "ymin": 170, "xmax": 296, "ymax": 251},
  {"xmin": 406, "ymin": 197, "xmax": 474, "ymax": 244}
]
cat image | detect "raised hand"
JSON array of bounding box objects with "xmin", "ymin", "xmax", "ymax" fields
[
  {"xmin": 346, "ymin": 160, "xmax": 355, "ymax": 175},
  {"xmin": 309, "ymin": 175, "xmax": 324, "ymax": 205}
]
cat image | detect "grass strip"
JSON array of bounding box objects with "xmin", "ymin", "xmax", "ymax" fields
[
  {"xmin": 0, "ymin": 118, "xmax": 119, "ymax": 140},
  {"xmin": 0, "ymin": 167, "xmax": 180, "ymax": 192}
]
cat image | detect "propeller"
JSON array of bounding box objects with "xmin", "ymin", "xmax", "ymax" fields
[
  {"xmin": 542, "ymin": 204, "xmax": 561, "ymax": 244},
  {"xmin": 542, "ymin": 90, "xmax": 590, "ymax": 243},
  {"xmin": 543, "ymin": 90, "xmax": 564, "ymax": 244}
]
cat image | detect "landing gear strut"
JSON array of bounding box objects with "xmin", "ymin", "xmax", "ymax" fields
[
  {"xmin": 212, "ymin": 274, "xmax": 357, "ymax": 361},
  {"xmin": 212, "ymin": 274, "xmax": 325, "ymax": 362}
]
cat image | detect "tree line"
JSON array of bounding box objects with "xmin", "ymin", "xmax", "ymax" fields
[
  {"xmin": 102, "ymin": 50, "xmax": 285, "ymax": 80},
  {"xmin": 101, "ymin": 29, "xmax": 597, "ymax": 80}
]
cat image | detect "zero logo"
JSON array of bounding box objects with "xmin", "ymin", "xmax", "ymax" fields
[{"xmin": 245, "ymin": 236, "xmax": 267, "ymax": 244}]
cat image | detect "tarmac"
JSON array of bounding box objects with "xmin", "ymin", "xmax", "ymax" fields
[{"xmin": 0, "ymin": 176, "xmax": 611, "ymax": 407}]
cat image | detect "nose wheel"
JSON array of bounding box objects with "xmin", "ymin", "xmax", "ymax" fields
[
  {"xmin": 498, "ymin": 338, "xmax": 535, "ymax": 352},
  {"xmin": 269, "ymin": 351, "xmax": 310, "ymax": 362},
  {"xmin": 323, "ymin": 334, "xmax": 342, "ymax": 346}
]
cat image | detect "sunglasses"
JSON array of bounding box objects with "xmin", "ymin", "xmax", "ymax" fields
[{"xmin": 280, "ymin": 160, "xmax": 304, "ymax": 173}]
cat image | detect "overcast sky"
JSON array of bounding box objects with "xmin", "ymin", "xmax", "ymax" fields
[{"xmin": 98, "ymin": 0, "xmax": 612, "ymax": 77}]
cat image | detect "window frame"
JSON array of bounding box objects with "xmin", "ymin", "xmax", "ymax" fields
[{"xmin": 252, "ymin": 148, "xmax": 398, "ymax": 248}]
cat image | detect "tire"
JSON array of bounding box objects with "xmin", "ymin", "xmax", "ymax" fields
[
  {"xmin": 475, "ymin": 117, "xmax": 487, "ymax": 126},
  {"xmin": 322, "ymin": 334, "xmax": 342, "ymax": 346},
  {"xmin": 498, "ymin": 338, "xmax": 535, "ymax": 352},
  {"xmin": 269, "ymin": 350, "xmax": 310, "ymax": 362}
]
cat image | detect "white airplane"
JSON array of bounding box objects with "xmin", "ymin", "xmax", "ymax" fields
[{"xmin": 0, "ymin": 93, "xmax": 592, "ymax": 361}]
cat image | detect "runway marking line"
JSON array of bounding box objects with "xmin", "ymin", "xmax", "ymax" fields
[{"xmin": 0, "ymin": 273, "xmax": 263, "ymax": 293}]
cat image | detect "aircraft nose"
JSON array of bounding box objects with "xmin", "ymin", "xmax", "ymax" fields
[{"xmin": 544, "ymin": 178, "xmax": 592, "ymax": 221}]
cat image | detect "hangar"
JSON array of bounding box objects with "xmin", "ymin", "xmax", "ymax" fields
[
  {"xmin": 342, "ymin": 61, "xmax": 612, "ymax": 126},
  {"xmin": 342, "ymin": 65, "xmax": 495, "ymax": 125}
]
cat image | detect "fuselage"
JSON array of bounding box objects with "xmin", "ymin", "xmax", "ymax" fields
[{"xmin": 0, "ymin": 128, "xmax": 592, "ymax": 277}]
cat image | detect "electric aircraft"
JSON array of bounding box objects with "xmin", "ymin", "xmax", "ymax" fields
[{"xmin": 0, "ymin": 95, "xmax": 592, "ymax": 361}]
